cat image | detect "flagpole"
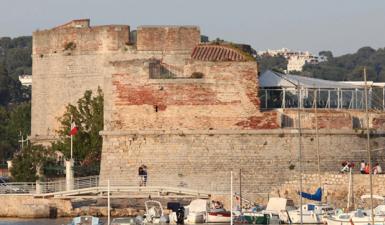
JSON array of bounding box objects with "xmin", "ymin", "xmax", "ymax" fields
[
  {"xmin": 71, "ymin": 133, "xmax": 73, "ymax": 160},
  {"xmin": 70, "ymin": 115, "xmax": 73, "ymax": 160}
]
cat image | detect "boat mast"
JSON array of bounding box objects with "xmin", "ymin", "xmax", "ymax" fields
[
  {"xmin": 364, "ymin": 67, "xmax": 375, "ymax": 225},
  {"xmin": 231, "ymin": 170, "xmax": 234, "ymax": 225},
  {"xmin": 297, "ymin": 82, "xmax": 303, "ymax": 225},
  {"xmin": 108, "ymin": 179, "xmax": 111, "ymax": 225},
  {"xmin": 239, "ymin": 168, "xmax": 242, "ymax": 214},
  {"xmin": 314, "ymin": 89, "xmax": 321, "ymax": 188}
]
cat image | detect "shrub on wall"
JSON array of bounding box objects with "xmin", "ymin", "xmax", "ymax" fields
[
  {"xmin": 191, "ymin": 72, "xmax": 204, "ymax": 79},
  {"xmin": 64, "ymin": 42, "xmax": 76, "ymax": 51}
]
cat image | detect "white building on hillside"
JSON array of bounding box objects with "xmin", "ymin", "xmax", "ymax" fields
[
  {"xmin": 287, "ymin": 54, "xmax": 319, "ymax": 72},
  {"xmin": 19, "ymin": 75, "xmax": 32, "ymax": 86},
  {"xmin": 258, "ymin": 48, "xmax": 328, "ymax": 72}
]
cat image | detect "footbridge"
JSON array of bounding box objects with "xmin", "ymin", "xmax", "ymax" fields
[{"xmin": 0, "ymin": 176, "xmax": 228, "ymax": 199}]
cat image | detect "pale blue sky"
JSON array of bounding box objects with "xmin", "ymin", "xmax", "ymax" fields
[{"xmin": 1, "ymin": 0, "xmax": 385, "ymax": 55}]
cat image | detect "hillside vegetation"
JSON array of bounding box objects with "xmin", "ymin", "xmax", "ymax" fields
[
  {"xmin": 0, "ymin": 36, "xmax": 32, "ymax": 165},
  {"xmin": 301, "ymin": 47, "xmax": 385, "ymax": 81}
]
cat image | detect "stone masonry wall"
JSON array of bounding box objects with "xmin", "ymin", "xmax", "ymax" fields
[
  {"xmin": 100, "ymin": 130, "xmax": 385, "ymax": 201},
  {"xmin": 31, "ymin": 20, "xmax": 199, "ymax": 143},
  {"xmin": 277, "ymin": 173, "xmax": 385, "ymax": 208},
  {"xmin": 136, "ymin": 26, "xmax": 200, "ymax": 51}
]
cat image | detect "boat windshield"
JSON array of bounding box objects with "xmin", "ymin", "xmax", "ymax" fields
[{"xmin": 338, "ymin": 214, "xmax": 351, "ymax": 220}]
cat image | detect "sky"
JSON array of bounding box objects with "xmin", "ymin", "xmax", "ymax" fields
[{"xmin": 1, "ymin": 0, "xmax": 385, "ymax": 56}]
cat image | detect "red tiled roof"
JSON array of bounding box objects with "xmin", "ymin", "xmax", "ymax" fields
[{"xmin": 191, "ymin": 45, "xmax": 246, "ymax": 61}]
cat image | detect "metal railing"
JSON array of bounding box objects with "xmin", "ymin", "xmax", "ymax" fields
[
  {"xmin": 40, "ymin": 175, "xmax": 99, "ymax": 193},
  {"xmin": 0, "ymin": 176, "xmax": 100, "ymax": 195},
  {"xmin": 0, "ymin": 182, "xmax": 36, "ymax": 194}
]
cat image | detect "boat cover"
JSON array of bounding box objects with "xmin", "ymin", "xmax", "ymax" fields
[
  {"xmin": 265, "ymin": 197, "xmax": 287, "ymax": 211},
  {"xmin": 188, "ymin": 199, "xmax": 208, "ymax": 213},
  {"xmin": 298, "ymin": 187, "xmax": 322, "ymax": 201}
]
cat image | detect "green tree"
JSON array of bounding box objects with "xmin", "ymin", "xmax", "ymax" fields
[
  {"xmin": 53, "ymin": 88, "xmax": 103, "ymax": 176},
  {"xmin": 10, "ymin": 144, "xmax": 53, "ymax": 182},
  {"xmin": 256, "ymin": 55, "xmax": 288, "ymax": 74},
  {"xmin": 0, "ymin": 63, "xmax": 26, "ymax": 105},
  {"xmin": 319, "ymin": 51, "xmax": 333, "ymax": 60},
  {"xmin": 0, "ymin": 106, "xmax": 11, "ymax": 162},
  {"xmin": 0, "ymin": 103, "xmax": 31, "ymax": 162}
]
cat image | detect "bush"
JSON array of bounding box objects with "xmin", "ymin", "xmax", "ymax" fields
[
  {"xmin": 10, "ymin": 145, "xmax": 53, "ymax": 182},
  {"xmin": 191, "ymin": 72, "xmax": 204, "ymax": 79},
  {"xmin": 64, "ymin": 42, "xmax": 76, "ymax": 51}
]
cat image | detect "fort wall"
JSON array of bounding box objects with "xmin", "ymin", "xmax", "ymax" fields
[
  {"xmin": 99, "ymin": 129, "xmax": 385, "ymax": 200},
  {"xmin": 104, "ymin": 59, "xmax": 277, "ymax": 131},
  {"xmin": 31, "ymin": 20, "xmax": 197, "ymax": 143},
  {"xmin": 31, "ymin": 20, "xmax": 385, "ymax": 203},
  {"xmin": 136, "ymin": 26, "xmax": 200, "ymax": 51}
]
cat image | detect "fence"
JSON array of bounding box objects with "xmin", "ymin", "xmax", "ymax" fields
[
  {"xmin": 0, "ymin": 176, "xmax": 99, "ymax": 194},
  {"xmin": 0, "ymin": 182, "xmax": 36, "ymax": 194},
  {"xmin": 259, "ymin": 87, "xmax": 385, "ymax": 111}
]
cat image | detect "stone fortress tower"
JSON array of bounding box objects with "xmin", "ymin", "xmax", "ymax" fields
[{"xmin": 32, "ymin": 19, "xmax": 385, "ymax": 200}]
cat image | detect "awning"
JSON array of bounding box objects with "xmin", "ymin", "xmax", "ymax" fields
[{"xmin": 259, "ymin": 70, "xmax": 379, "ymax": 89}]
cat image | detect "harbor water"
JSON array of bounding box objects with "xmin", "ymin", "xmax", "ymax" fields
[{"xmin": 0, "ymin": 218, "xmax": 98, "ymax": 225}]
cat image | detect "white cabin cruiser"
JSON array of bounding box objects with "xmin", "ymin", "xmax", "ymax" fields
[
  {"xmin": 326, "ymin": 210, "xmax": 385, "ymax": 225},
  {"xmin": 288, "ymin": 203, "xmax": 334, "ymax": 223},
  {"xmin": 144, "ymin": 200, "xmax": 169, "ymax": 224}
]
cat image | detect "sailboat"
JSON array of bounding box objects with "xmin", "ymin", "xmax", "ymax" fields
[
  {"xmin": 286, "ymin": 84, "xmax": 335, "ymax": 224},
  {"xmin": 326, "ymin": 68, "xmax": 380, "ymax": 225},
  {"xmin": 288, "ymin": 188, "xmax": 334, "ymax": 223}
]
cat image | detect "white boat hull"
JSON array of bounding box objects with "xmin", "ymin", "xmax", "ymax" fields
[
  {"xmin": 206, "ymin": 212, "xmax": 231, "ymax": 223},
  {"xmin": 288, "ymin": 211, "xmax": 320, "ymax": 223},
  {"xmin": 326, "ymin": 216, "xmax": 385, "ymax": 225}
]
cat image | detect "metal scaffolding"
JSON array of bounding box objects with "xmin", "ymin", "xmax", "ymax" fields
[{"xmin": 259, "ymin": 70, "xmax": 385, "ymax": 110}]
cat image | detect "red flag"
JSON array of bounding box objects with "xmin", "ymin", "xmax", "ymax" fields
[{"xmin": 69, "ymin": 122, "xmax": 78, "ymax": 136}]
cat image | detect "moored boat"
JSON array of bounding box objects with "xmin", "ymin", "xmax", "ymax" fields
[
  {"xmin": 206, "ymin": 210, "xmax": 231, "ymax": 223},
  {"xmin": 70, "ymin": 216, "xmax": 103, "ymax": 225},
  {"xmin": 288, "ymin": 203, "xmax": 334, "ymax": 224},
  {"xmin": 144, "ymin": 200, "xmax": 169, "ymax": 224},
  {"xmin": 326, "ymin": 210, "xmax": 385, "ymax": 225}
]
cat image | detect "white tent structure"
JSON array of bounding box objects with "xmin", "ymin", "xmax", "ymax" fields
[{"xmin": 259, "ymin": 70, "xmax": 385, "ymax": 110}]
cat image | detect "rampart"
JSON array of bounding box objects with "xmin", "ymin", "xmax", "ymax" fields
[
  {"xmin": 31, "ymin": 20, "xmax": 385, "ymax": 201},
  {"xmin": 31, "ymin": 19, "xmax": 198, "ymax": 143}
]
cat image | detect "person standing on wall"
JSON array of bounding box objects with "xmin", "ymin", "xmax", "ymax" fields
[
  {"xmin": 143, "ymin": 165, "xmax": 148, "ymax": 186},
  {"xmin": 373, "ymin": 163, "xmax": 382, "ymax": 174},
  {"xmin": 360, "ymin": 160, "xmax": 366, "ymax": 174},
  {"xmin": 364, "ymin": 164, "xmax": 370, "ymax": 174},
  {"xmin": 138, "ymin": 166, "xmax": 144, "ymax": 186}
]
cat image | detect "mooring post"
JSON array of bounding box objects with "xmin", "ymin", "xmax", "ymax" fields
[{"xmin": 65, "ymin": 159, "xmax": 74, "ymax": 191}]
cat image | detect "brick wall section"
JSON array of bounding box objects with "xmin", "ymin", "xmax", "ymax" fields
[
  {"xmin": 104, "ymin": 60, "xmax": 276, "ymax": 131},
  {"xmin": 136, "ymin": 26, "xmax": 200, "ymax": 51},
  {"xmin": 282, "ymin": 109, "xmax": 353, "ymax": 129}
]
